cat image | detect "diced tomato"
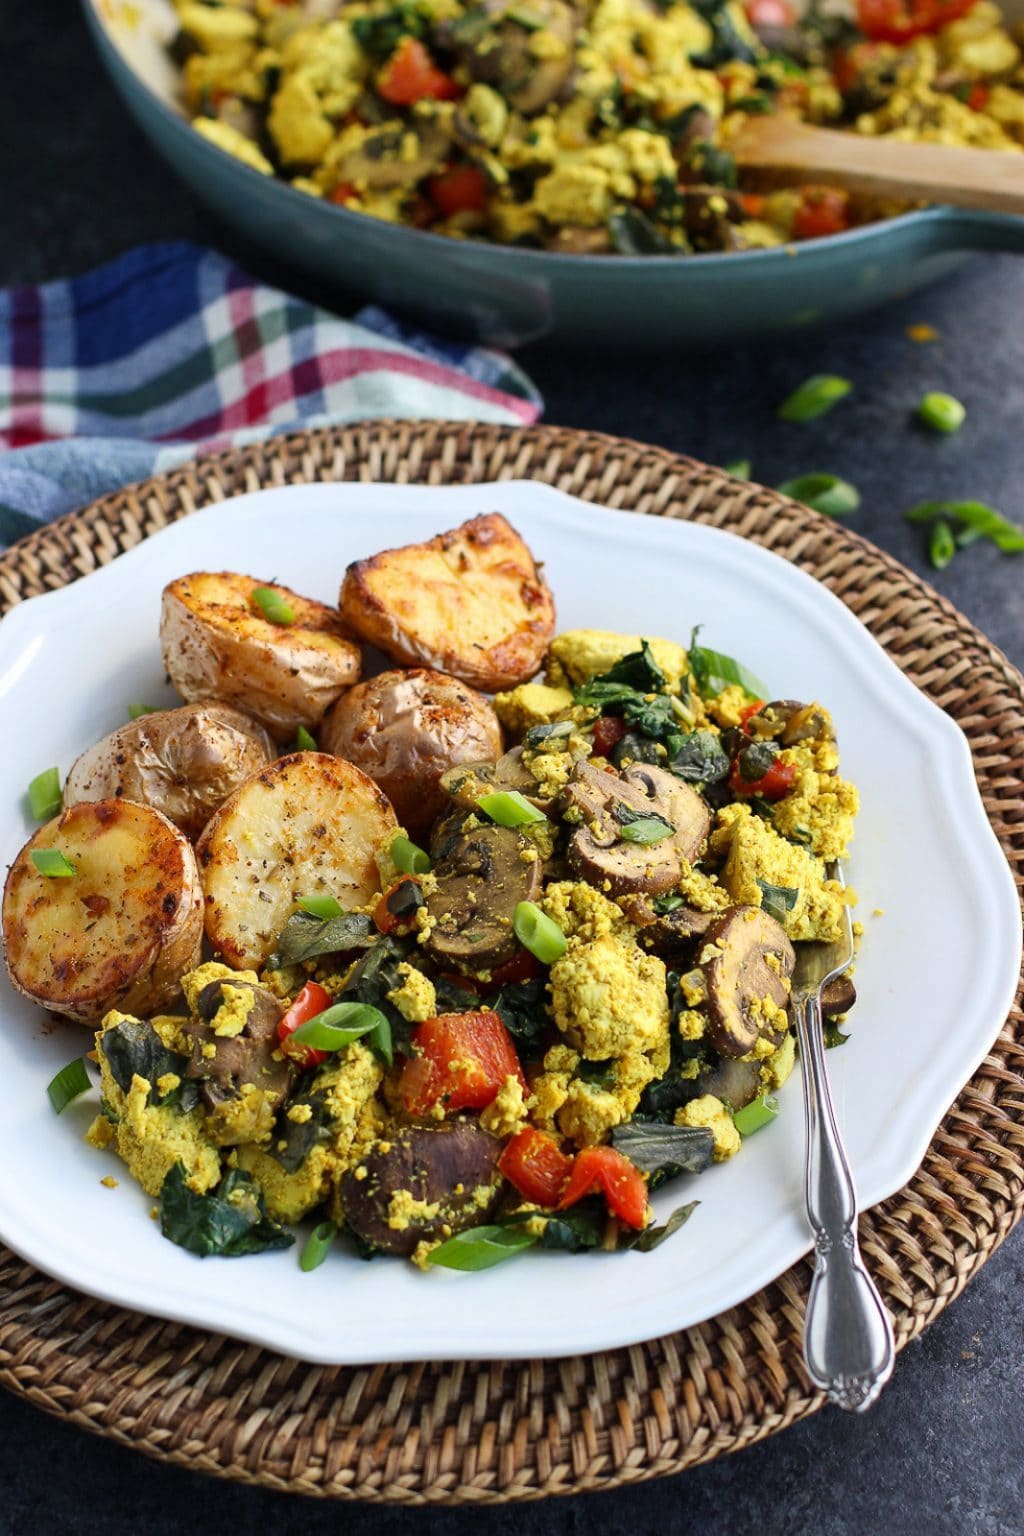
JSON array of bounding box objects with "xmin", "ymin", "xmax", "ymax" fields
[
  {"xmin": 832, "ymin": 41, "xmax": 883, "ymax": 93},
  {"xmin": 591, "ymin": 715, "xmax": 627, "ymax": 757},
  {"xmin": 489, "ymin": 949, "xmax": 543, "ymax": 988},
  {"xmin": 499, "ymin": 1127, "xmax": 574, "ymax": 1207},
  {"xmin": 739, "ymin": 699, "xmax": 765, "ymax": 732},
  {"xmin": 739, "ymin": 193, "xmax": 766, "ymax": 219},
  {"xmin": 399, "ymin": 1010, "xmax": 527, "ymax": 1116},
  {"xmin": 558, "ymin": 1145, "xmax": 648, "ymax": 1230},
  {"xmin": 728, "ymin": 754, "xmax": 798, "ymax": 801},
  {"xmin": 277, "ymin": 981, "xmax": 331, "ymax": 1068},
  {"xmin": 744, "ymin": 0, "xmax": 795, "ymax": 25},
  {"xmin": 855, "ymin": 0, "xmax": 976, "ymax": 43},
  {"xmin": 373, "ymin": 876, "xmax": 423, "ymax": 935},
  {"xmin": 329, "ymin": 183, "xmax": 358, "ymax": 206},
  {"xmin": 377, "ymin": 38, "xmax": 461, "ymax": 106},
  {"xmin": 793, "ymin": 188, "xmax": 851, "ymax": 241},
  {"xmin": 966, "ymin": 82, "xmax": 990, "ymax": 112},
  {"xmin": 427, "ymin": 163, "xmax": 489, "ymax": 216}
]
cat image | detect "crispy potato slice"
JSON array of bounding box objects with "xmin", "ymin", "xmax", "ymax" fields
[
  {"xmin": 64, "ymin": 702, "xmax": 275, "ymax": 841},
  {"xmin": 160, "ymin": 571, "xmax": 361, "ymax": 741},
  {"xmin": 196, "ymin": 752, "xmax": 398, "ymax": 968},
  {"xmin": 338, "ymin": 513, "xmax": 555, "ymax": 691},
  {"xmin": 2, "ymin": 800, "xmax": 203, "ymax": 1025}
]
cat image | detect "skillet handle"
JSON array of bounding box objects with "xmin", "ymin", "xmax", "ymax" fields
[{"xmin": 936, "ymin": 209, "xmax": 1024, "ymax": 254}]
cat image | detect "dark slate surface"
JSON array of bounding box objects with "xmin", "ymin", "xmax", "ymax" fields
[{"xmin": 2, "ymin": 4, "xmax": 1023, "ymax": 1532}]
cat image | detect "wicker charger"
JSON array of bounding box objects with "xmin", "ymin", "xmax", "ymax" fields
[{"xmin": 0, "ymin": 421, "xmax": 1021, "ymax": 1504}]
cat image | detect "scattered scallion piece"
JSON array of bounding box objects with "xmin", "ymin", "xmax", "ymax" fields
[
  {"xmin": 513, "ymin": 901, "xmax": 567, "ymax": 965},
  {"xmin": 477, "ymin": 790, "xmax": 546, "ymax": 828},
  {"xmin": 251, "ymin": 586, "xmax": 296, "ymax": 625},
  {"xmin": 777, "ymin": 375, "xmax": 852, "ymax": 423},
  {"xmin": 905, "ymin": 500, "xmax": 1024, "ymax": 554},
  {"xmin": 296, "ymin": 893, "xmax": 344, "ymax": 920},
  {"xmin": 777, "ymin": 473, "xmax": 860, "ymax": 518},
  {"xmin": 288, "ymin": 1002, "xmax": 389, "ymax": 1053},
  {"xmin": 31, "ymin": 848, "xmax": 76, "ymax": 878},
  {"xmin": 47, "ymin": 1057, "xmax": 91, "ymax": 1114},
  {"xmin": 427, "ymin": 1223, "xmax": 537, "ymax": 1271},
  {"xmin": 918, "ymin": 391, "xmax": 966, "ymax": 435},
  {"xmin": 724, "ymin": 459, "xmax": 751, "ymax": 479},
  {"xmin": 295, "ymin": 725, "xmax": 318, "ymax": 752},
  {"xmin": 928, "ymin": 521, "xmax": 957, "ymax": 571},
  {"xmin": 28, "ymin": 766, "xmax": 62, "ymax": 822},
  {"xmin": 127, "ymin": 703, "xmax": 160, "ymax": 720},
  {"xmin": 687, "ymin": 629, "xmax": 767, "ymax": 700},
  {"xmin": 733, "ymin": 1093, "xmax": 780, "ymax": 1137},
  {"xmin": 299, "ymin": 1219, "xmax": 337, "ymax": 1273},
  {"xmin": 391, "ymin": 835, "xmax": 431, "ymax": 875},
  {"xmin": 618, "ymin": 816, "xmax": 674, "ymax": 845}
]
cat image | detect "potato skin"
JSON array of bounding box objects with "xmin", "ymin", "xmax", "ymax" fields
[
  {"xmin": 63, "ymin": 703, "xmax": 275, "ymax": 841},
  {"xmin": 161, "ymin": 571, "xmax": 362, "ymax": 741},
  {"xmin": 196, "ymin": 751, "xmax": 398, "ymax": 968},
  {"xmin": 338, "ymin": 513, "xmax": 555, "ymax": 692},
  {"xmin": 320, "ymin": 669, "xmax": 503, "ymax": 838},
  {"xmin": 2, "ymin": 799, "xmax": 204, "ymax": 1025}
]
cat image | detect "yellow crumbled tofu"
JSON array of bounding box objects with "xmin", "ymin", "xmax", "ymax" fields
[
  {"xmin": 771, "ymin": 739, "xmax": 860, "ymax": 860},
  {"xmin": 675, "ymin": 1094, "xmax": 741, "ymax": 1160},
  {"xmin": 177, "ymin": 3, "xmax": 259, "ymax": 52},
  {"xmin": 192, "ymin": 117, "xmax": 274, "ymax": 175},
  {"xmin": 480, "ymin": 1074, "xmax": 529, "ymax": 1138},
  {"xmin": 549, "ymin": 933, "xmax": 668, "ymax": 1059},
  {"xmin": 547, "ymin": 629, "xmax": 690, "ymax": 693},
  {"xmin": 268, "ymin": 73, "xmax": 334, "ymax": 166},
  {"xmin": 101, "ymin": 1176, "xmax": 119, "ymax": 1190},
  {"xmin": 711, "ymin": 803, "xmax": 849, "ymax": 943},
  {"xmin": 86, "ymin": 1114, "xmax": 115, "ymax": 1150},
  {"xmin": 182, "ymin": 962, "xmax": 259, "ymax": 1014},
  {"xmin": 386, "ymin": 962, "xmax": 437, "ymax": 1023},
  {"xmin": 204, "ymin": 1084, "xmax": 281, "ymax": 1148},
  {"xmin": 493, "ymin": 682, "xmax": 574, "ymax": 736},
  {"xmin": 115, "ymin": 1074, "xmax": 221, "ymax": 1200},
  {"xmin": 704, "ymin": 684, "xmax": 750, "ymax": 729},
  {"xmin": 543, "ymin": 880, "xmax": 633, "ymax": 943},
  {"xmin": 534, "ymin": 164, "xmax": 612, "ymax": 227},
  {"xmin": 762, "ymin": 1032, "xmax": 796, "ymax": 1092}
]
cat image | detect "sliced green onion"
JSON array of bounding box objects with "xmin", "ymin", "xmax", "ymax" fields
[
  {"xmin": 688, "ymin": 631, "xmax": 767, "ymax": 701},
  {"xmin": 427, "ymin": 1223, "xmax": 537, "ymax": 1272},
  {"xmin": 295, "ymin": 725, "xmax": 318, "ymax": 752},
  {"xmin": 619, "ymin": 816, "xmax": 674, "ymax": 845},
  {"xmin": 289, "ymin": 1002, "xmax": 389, "ymax": 1053},
  {"xmin": 733, "ymin": 1093, "xmax": 780, "ymax": 1136},
  {"xmin": 296, "ymin": 893, "xmax": 344, "ymax": 919},
  {"xmin": 47, "ymin": 1057, "xmax": 91, "ymax": 1114},
  {"xmin": 905, "ymin": 500, "xmax": 1024, "ymax": 554},
  {"xmin": 127, "ymin": 703, "xmax": 160, "ymax": 720},
  {"xmin": 918, "ymin": 391, "xmax": 965, "ymax": 435},
  {"xmin": 724, "ymin": 459, "xmax": 751, "ymax": 479},
  {"xmin": 251, "ymin": 586, "xmax": 296, "ymax": 625},
  {"xmin": 31, "ymin": 848, "xmax": 76, "ymax": 878},
  {"xmin": 513, "ymin": 901, "xmax": 567, "ymax": 965},
  {"xmin": 299, "ymin": 1219, "xmax": 337, "ymax": 1272},
  {"xmin": 777, "ymin": 375, "xmax": 852, "ymax": 423},
  {"xmin": 777, "ymin": 473, "xmax": 860, "ymax": 518},
  {"xmin": 28, "ymin": 767, "xmax": 62, "ymax": 822},
  {"xmin": 366, "ymin": 1013, "xmax": 394, "ymax": 1070},
  {"xmin": 391, "ymin": 835, "xmax": 431, "ymax": 875},
  {"xmin": 928, "ymin": 521, "xmax": 957, "ymax": 571},
  {"xmin": 477, "ymin": 790, "xmax": 546, "ymax": 828}
]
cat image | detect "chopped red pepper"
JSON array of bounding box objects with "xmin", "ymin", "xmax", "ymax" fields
[
  {"xmin": 591, "ymin": 715, "xmax": 627, "ymax": 758},
  {"xmin": 399, "ymin": 1010, "xmax": 527, "ymax": 1116},
  {"xmin": 277, "ymin": 981, "xmax": 331, "ymax": 1068},
  {"xmin": 966, "ymin": 82, "xmax": 990, "ymax": 112},
  {"xmin": 427, "ymin": 163, "xmax": 489, "ymax": 216},
  {"xmin": 744, "ymin": 0, "xmax": 795, "ymax": 25},
  {"xmin": 739, "ymin": 193, "xmax": 766, "ymax": 219},
  {"xmin": 558, "ymin": 1145, "xmax": 648, "ymax": 1230},
  {"xmin": 373, "ymin": 876, "xmax": 423, "ymax": 935},
  {"xmin": 855, "ymin": 0, "xmax": 976, "ymax": 43},
  {"xmin": 499, "ymin": 1127, "xmax": 574, "ymax": 1207},
  {"xmin": 489, "ymin": 948, "xmax": 543, "ymax": 988},
  {"xmin": 329, "ymin": 183, "xmax": 358, "ymax": 206},
  {"xmin": 738, "ymin": 699, "xmax": 766, "ymax": 732},
  {"xmin": 728, "ymin": 755, "xmax": 798, "ymax": 801},
  {"xmin": 377, "ymin": 37, "xmax": 461, "ymax": 105},
  {"xmin": 793, "ymin": 188, "xmax": 851, "ymax": 241}
]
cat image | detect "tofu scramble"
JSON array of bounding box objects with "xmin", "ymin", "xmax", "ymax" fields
[
  {"xmin": 169, "ymin": 0, "xmax": 1024, "ymax": 254},
  {"xmin": 5, "ymin": 514, "xmax": 860, "ymax": 1271}
]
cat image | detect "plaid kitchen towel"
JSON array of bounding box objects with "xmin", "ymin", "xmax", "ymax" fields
[{"xmin": 0, "ymin": 242, "xmax": 543, "ymax": 547}]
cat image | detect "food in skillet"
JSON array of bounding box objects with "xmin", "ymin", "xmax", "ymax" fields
[
  {"xmin": 3, "ymin": 514, "xmax": 859, "ymax": 1270},
  {"xmin": 168, "ymin": 0, "xmax": 1024, "ymax": 255}
]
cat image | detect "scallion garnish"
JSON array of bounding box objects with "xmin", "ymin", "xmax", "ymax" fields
[
  {"xmin": 687, "ymin": 628, "xmax": 767, "ymax": 701},
  {"xmin": 295, "ymin": 725, "xmax": 318, "ymax": 752},
  {"xmin": 127, "ymin": 703, "xmax": 160, "ymax": 720},
  {"xmin": 477, "ymin": 790, "xmax": 546, "ymax": 828},
  {"xmin": 724, "ymin": 459, "xmax": 751, "ymax": 479},
  {"xmin": 918, "ymin": 391, "xmax": 965, "ymax": 435},
  {"xmin": 905, "ymin": 500, "xmax": 1024, "ymax": 554},
  {"xmin": 777, "ymin": 473, "xmax": 860, "ymax": 518},
  {"xmin": 619, "ymin": 816, "xmax": 674, "ymax": 845},
  {"xmin": 28, "ymin": 766, "xmax": 62, "ymax": 821},
  {"xmin": 251, "ymin": 586, "xmax": 296, "ymax": 625},
  {"xmin": 928, "ymin": 521, "xmax": 957, "ymax": 571},
  {"xmin": 288, "ymin": 1002, "xmax": 389, "ymax": 1053},
  {"xmin": 296, "ymin": 893, "xmax": 344, "ymax": 919},
  {"xmin": 427, "ymin": 1223, "xmax": 537, "ymax": 1271},
  {"xmin": 391, "ymin": 835, "xmax": 431, "ymax": 875},
  {"xmin": 777, "ymin": 375, "xmax": 852, "ymax": 423},
  {"xmin": 299, "ymin": 1219, "xmax": 337, "ymax": 1272},
  {"xmin": 733, "ymin": 1093, "xmax": 780, "ymax": 1136},
  {"xmin": 31, "ymin": 848, "xmax": 76, "ymax": 878},
  {"xmin": 513, "ymin": 901, "xmax": 567, "ymax": 965},
  {"xmin": 47, "ymin": 1057, "xmax": 91, "ymax": 1114}
]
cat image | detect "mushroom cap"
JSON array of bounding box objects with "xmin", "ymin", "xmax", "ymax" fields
[
  {"xmin": 424, "ymin": 821, "xmax": 543, "ymax": 971},
  {"xmin": 565, "ymin": 760, "xmax": 711, "ymax": 897},
  {"xmin": 701, "ymin": 906, "xmax": 795, "ymax": 1059},
  {"xmin": 184, "ymin": 980, "xmax": 292, "ymax": 1115}
]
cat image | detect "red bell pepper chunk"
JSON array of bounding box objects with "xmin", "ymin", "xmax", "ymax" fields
[
  {"xmin": 728, "ymin": 755, "xmax": 798, "ymax": 801},
  {"xmin": 793, "ymin": 188, "xmax": 851, "ymax": 241},
  {"xmin": 373, "ymin": 876, "xmax": 422, "ymax": 935},
  {"xmin": 558, "ymin": 1145, "xmax": 648, "ymax": 1231},
  {"xmin": 591, "ymin": 715, "xmax": 627, "ymax": 758},
  {"xmin": 400, "ymin": 1010, "xmax": 526, "ymax": 1116},
  {"xmin": 738, "ymin": 699, "xmax": 765, "ymax": 733},
  {"xmin": 499, "ymin": 1127, "xmax": 574, "ymax": 1207},
  {"xmin": 377, "ymin": 38, "xmax": 461, "ymax": 105},
  {"xmin": 488, "ymin": 948, "xmax": 542, "ymax": 988},
  {"xmin": 428, "ymin": 164, "xmax": 489, "ymax": 216},
  {"xmin": 855, "ymin": 0, "xmax": 976, "ymax": 43},
  {"xmin": 277, "ymin": 981, "xmax": 332, "ymax": 1068}
]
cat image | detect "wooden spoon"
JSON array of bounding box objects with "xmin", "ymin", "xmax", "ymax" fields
[{"xmin": 731, "ymin": 115, "xmax": 1024, "ymax": 216}]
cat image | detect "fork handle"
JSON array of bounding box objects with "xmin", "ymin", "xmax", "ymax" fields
[{"xmin": 795, "ymin": 994, "xmax": 895, "ymax": 1412}]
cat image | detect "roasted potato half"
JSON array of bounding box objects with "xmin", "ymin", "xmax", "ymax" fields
[
  {"xmin": 338, "ymin": 513, "xmax": 555, "ymax": 692},
  {"xmin": 160, "ymin": 571, "xmax": 361, "ymax": 741},
  {"xmin": 2, "ymin": 800, "xmax": 204, "ymax": 1025},
  {"xmin": 63, "ymin": 702, "xmax": 275, "ymax": 841},
  {"xmin": 320, "ymin": 668, "xmax": 503, "ymax": 838},
  {"xmin": 196, "ymin": 752, "xmax": 398, "ymax": 968}
]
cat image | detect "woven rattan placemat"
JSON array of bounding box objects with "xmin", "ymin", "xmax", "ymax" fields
[{"xmin": 0, "ymin": 421, "xmax": 1021, "ymax": 1503}]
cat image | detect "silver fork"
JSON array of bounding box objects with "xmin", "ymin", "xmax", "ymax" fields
[{"xmin": 790, "ymin": 863, "xmax": 895, "ymax": 1412}]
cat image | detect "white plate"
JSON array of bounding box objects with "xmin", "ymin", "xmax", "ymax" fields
[{"xmin": 0, "ymin": 482, "xmax": 1019, "ymax": 1365}]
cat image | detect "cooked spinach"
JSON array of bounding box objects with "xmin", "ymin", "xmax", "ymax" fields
[
  {"xmin": 652, "ymin": 894, "xmax": 684, "ymax": 914},
  {"xmin": 272, "ymin": 1089, "xmax": 331, "ymax": 1174},
  {"xmin": 101, "ymin": 1019, "xmax": 198, "ymax": 1111},
  {"xmin": 688, "ymin": 0, "xmax": 759, "ymax": 67},
  {"xmin": 352, "ymin": 4, "xmax": 428, "ymax": 58},
  {"xmin": 269, "ymin": 910, "xmax": 374, "ymax": 969},
  {"xmin": 611, "ymin": 1122, "xmax": 714, "ymax": 1184},
  {"xmin": 492, "ymin": 975, "xmax": 549, "ymax": 1057},
  {"xmin": 501, "ymin": 1198, "xmax": 607, "ymax": 1252},
  {"xmin": 609, "ymin": 208, "xmax": 676, "ymax": 255},
  {"xmin": 611, "ymin": 731, "xmax": 666, "ymax": 768},
  {"xmin": 615, "ymin": 805, "xmax": 676, "ymax": 845},
  {"xmin": 574, "ymin": 678, "xmax": 678, "ymax": 740},
  {"xmin": 637, "ymin": 1031, "xmax": 705, "ymax": 1120},
  {"xmin": 337, "ymin": 936, "xmax": 415, "ymax": 1058},
  {"xmin": 687, "ymin": 626, "xmax": 767, "ymax": 700},
  {"xmin": 756, "ymin": 879, "xmax": 800, "ymax": 923},
  {"xmin": 667, "ymin": 729, "xmax": 731, "ymax": 784},
  {"xmin": 435, "ymin": 972, "xmax": 485, "ymax": 1014},
  {"xmin": 623, "ymin": 1200, "xmax": 699, "ymax": 1251},
  {"xmin": 685, "ymin": 139, "xmax": 740, "ymax": 186},
  {"xmin": 735, "ymin": 741, "xmax": 777, "ymax": 782},
  {"xmin": 576, "ymin": 1057, "xmax": 617, "ymax": 1088},
  {"xmin": 824, "ymin": 1021, "xmax": 849, "ymax": 1049},
  {"xmin": 524, "ymin": 719, "xmax": 575, "ymax": 749},
  {"xmin": 159, "ymin": 1164, "xmax": 294, "ymax": 1257}
]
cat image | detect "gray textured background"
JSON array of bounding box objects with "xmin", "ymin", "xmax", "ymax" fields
[{"xmin": 1, "ymin": 4, "xmax": 1022, "ymax": 1531}]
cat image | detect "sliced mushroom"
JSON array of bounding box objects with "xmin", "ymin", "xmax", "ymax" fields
[
  {"xmin": 183, "ymin": 979, "xmax": 294, "ymax": 1139},
  {"xmin": 424, "ymin": 821, "xmax": 542, "ymax": 971},
  {"xmin": 564, "ymin": 760, "xmax": 710, "ymax": 897},
  {"xmin": 448, "ymin": 0, "xmax": 576, "ymax": 116},
  {"xmin": 336, "ymin": 1120, "xmax": 503, "ymax": 1256},
  {"xmin": 697, "ymin": 1055, "xmax": 762, "ymax": 1111},
  {"xmin": 336, "ymin": 118, "xmax": 450, "ymax": 190},
  {"xmin": 619, "ymin": 892, "xmax": 717, "ymax": 955},
  {"xmin": 701, "ymin": 906, "xmax": 795, "ymax": 1058},
  {"xmin": 821, "ymin": 973, "xmax": 856, "ymax": 1018},
  {"xmin": 745, "ymin": 699, "xmax": 835, "ymax": 747},
  {"xmin": 439, "ymin": 745, "xmax": 557, "ymax": 813}
]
